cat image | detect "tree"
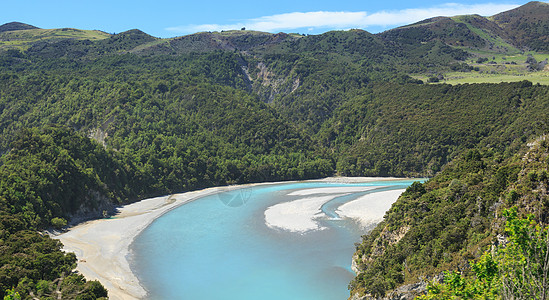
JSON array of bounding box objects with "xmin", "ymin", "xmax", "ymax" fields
[
  {"xmin": 51, "ymin": 217, "xmax": 67, "ymax": 229},
  {"xmin": 417, "ymin": 252, "xmax": 500, "ymax": 299},
  {"xmin": 418, "ymin": 208, "xmax": 549, "ymax": 299},
  {"xmin": 499, "ymin": 208, "xmax": 549, "ymax": 300},
  {"xmin": 3, "ymin": 288, "xmax": 21, "ymax": 300}
]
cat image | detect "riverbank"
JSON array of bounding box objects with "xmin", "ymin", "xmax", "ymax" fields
[
  {"xmin": 56, "ymin": 186, "xmax": 231, "ymax": 300},
  {"xmin": 54, "ymin": 177, "xmax": 413, "ymax": 300}
]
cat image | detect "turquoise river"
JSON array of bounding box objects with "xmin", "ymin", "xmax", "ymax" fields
[{"xmin": 130, "ymin": 179, "xmax": 419, "ymax": 299}]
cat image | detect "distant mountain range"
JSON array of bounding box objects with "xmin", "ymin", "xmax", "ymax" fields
[
  {"xmin": 381, "ymin": 1, "xmax": 549, "ymax": 52},
  {"xmin": 0, "ymin": 1, "xmax": 547, "ymax": 57},
  {"xmin": 0, "ymin": 2, "xmax": 548, "ymax": 300}
]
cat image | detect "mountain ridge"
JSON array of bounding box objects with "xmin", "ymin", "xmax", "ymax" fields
[
  {"xmin": 0, "ymin": 21, "xmax": 39, "ymax": 33},
  {"xmin": 380, "ymin": 1, "xmax": 548, "ymax": 52},
  {"xmin": 0, "ymin": 2, "xmax": 548, "ymax": 299},
  {"xmin": 1, "ymin": 1, "xmax": 547, "ymax": 55}
]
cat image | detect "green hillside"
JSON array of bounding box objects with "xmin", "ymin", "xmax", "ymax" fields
[
  {"xmin": 350, "ymin": 136, "xmax": 549, "ymax": 299},
  {"xmin": 0, "ymin": 27, "xmax": 110, "ymax": 51},
  {"xmin": 319, "ymin": 81, "xmax": 549, "ymax": 177},
  {"xmin": 491, "ymin": 1, "xmax": 549, "ymax": 52},
  {"xmin": 0, "ymin": 22, "xmax": 39, "ymax": 33},
  {"xmin": 0, "ymin": 2, "xmax": 548, "ymax": 299}
]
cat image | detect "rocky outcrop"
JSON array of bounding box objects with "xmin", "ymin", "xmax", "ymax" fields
[
  {"xmin": 350, "ymin": 276, "xmax": 444, "ymax": 300},
  {"xmin": 68, "ymin": 189, "xmax": 117, "ymax": 225},
  {"xmin": 89, "ymin": 114, "xmax": 116, "ymax": 148},
  {"xmin": 369, "ymin": 225, "xmax": 410, "ymax": 258},
  {"xmin": 249, "ymin": 61, "xmax": 301, "ymax": 103},
  {"xmin": 351, "ymin": 224, "xmax": 415, "ymax": 299}
]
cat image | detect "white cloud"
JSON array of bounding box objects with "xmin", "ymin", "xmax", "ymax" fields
[
  {"xmin": 362, "ymin": 3, "xmax": 519, "ymax": 27},
  {"xmin": 166, "ymin": 3, "xmax": 520, "ymax": 35}
]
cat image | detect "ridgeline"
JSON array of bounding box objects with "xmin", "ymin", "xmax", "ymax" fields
[{"xmin": 0, "ymin": 2, "xmax": 548, "ymax": 299}]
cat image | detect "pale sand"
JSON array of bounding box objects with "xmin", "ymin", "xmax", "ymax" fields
[
  {"xmin": 265, "ymin": 186, "xmax": 378, "ymax": 233},
  {"xmin": 314, "ymin": 176, "xmax": 409, "ymax": 183},
  {"xmin": 54, "ymin": 177, "xmax": 409, "ymax": 299},
  {"xmin": 265, "ymin": 194, "xmax": 349, "ymax": 232},
  {"xmin": 55, "ymin": 186, "xmax": 230, "ymax": 300},
  {"xmin": 336, "ymin": 189, "xmax": 406, "ymax": 228}
]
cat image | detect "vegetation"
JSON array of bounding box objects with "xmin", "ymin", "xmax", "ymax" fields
[
  {"xmin": 0, "ymin": 27, "xmax": 110, "ymax": 52},
  {"xmin": 0, "ymin": 127, "xmax": 129, "ymax": 298},
  {"xmin": 320, "ymin": 81, "xmax": 549, "ymax": 176},
  {"xmin": 350, "ymin": 136, "xmax": 549, "ymax": 298},
  {"xmin": 491, "ymin": 1, "xmax": 549, "ymax": 52},
  {"xmin": 431, "ymin": 71, "xmax": 549, "ymax": 85},
  {"xmin": 0, "ymin": 2, "xmax": 547, "ymax": 298},
  {"xmin": 418, "ymin": 208, "xmax": 549, "ymax": 299}
]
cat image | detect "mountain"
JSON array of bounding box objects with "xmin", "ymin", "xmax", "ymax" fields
[
  {"xmin": 102, "ymin": 29, "xmax": 157, "ymax": 49},
  {"xmin": 492, "ymin": 1, "xmax": 549, "ymax": 51},
  {"xmin": 20, "ymin": 29, "xmax": 157, "ymax": 59},
  {"xmin": 379, "ymin": 14, "xmax": 521, "ymax": 54},
  {"xmin": 380, "ymin": 16, "xmax": 488, "ymax": 48},
  {"xmin": 0, "ymin": 2, "xmax": 548, "ymax": 299},
  {"xmin": 0, "ymin": 21, "xmax": 39, "ymax": 32},
  {"xmin": 1, "ymin": 2, "xmax": 547, "ymax": 62},
  {"xmin": 379, "ymin": 1, "xmax": 549, "ymax": 53},
  {"xmin": 0, "ymin": 25, "xmax": 110, "ymax": 53},
  {"xmin": 134, "ymin": 30, "xmax": 300, "ymax": 55},
  {"xmin": 1, "ymin": 2, "xmax": 548, "ymax": 56},
  {"xmin": 350, "ymin": 136, "xmax": 549, "ymax": 299}
]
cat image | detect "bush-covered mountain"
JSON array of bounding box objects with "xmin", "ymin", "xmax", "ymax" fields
[
  {"xmin": 379, "ymin": 1, "xmax": 549, "ymax": 53},
  {"xmin": 320, "ymin": 81, "xmax": 549, "ymax": 177},
  {"xmin": 0, "ymin": 127, "xmax": 119, "ymax": 299},
  {"xmin": 492, "ymin": 1, "xmax": 549, "ymax": 52},
  {"xmin": 349, "ymin": 136, "xmax": 549, "ymax": 299},
  {"xmin": 0, "ymin": 2, "xmax": 548, "ymax": 299},
  {"xmin": 0, "ymin": 22, "xmax": 39, "ymax": 33},
  {"xmin": 2, "ymin": 2, "xmax": 546, "ymax": 57}
]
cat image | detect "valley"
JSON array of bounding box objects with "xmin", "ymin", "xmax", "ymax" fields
[{"xmin": 0, "ymin": 1, "xmax": 548, "ymax": 299}]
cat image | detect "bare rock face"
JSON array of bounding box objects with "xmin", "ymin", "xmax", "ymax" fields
[
  {"xmin": 350, "ymin": 281, "xmax": 428, "ymax": 300},
  {"xmin": 387, "ymin": 281, "xmax": 429, "ymax": 299},
  {"xmin": 68, "ymin": 189, "xmax": 116, "ymax": 225}
]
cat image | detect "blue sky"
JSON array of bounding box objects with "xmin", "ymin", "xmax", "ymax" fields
[{"xmin": 1, "ymin": 0, "xmax": 541, "ymax": 38}]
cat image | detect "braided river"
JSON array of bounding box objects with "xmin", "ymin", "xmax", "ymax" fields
[{"xmin": 130, "ymin": 179, "xmax": 420, "ymax": 299}]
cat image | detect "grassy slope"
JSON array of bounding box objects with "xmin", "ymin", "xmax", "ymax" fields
[
  {"xmin": 413, "ymin": 51, "xmax": 549, "ymax": 85},
  {"xmin": 451, "ymin": 15, "xmax": 520, "ymax": 54},
  {"xmin": 439, "ymin": 71, "xmax": 549, "ymax": 85},
  {"xmin": 0, "ymin": 28, "xmax": 111, "ymax": 51}
]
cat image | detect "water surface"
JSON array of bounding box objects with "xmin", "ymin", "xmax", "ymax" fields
[{"xmin": 130, "ymin": 179, "xmax": 418, "ymax": 299}]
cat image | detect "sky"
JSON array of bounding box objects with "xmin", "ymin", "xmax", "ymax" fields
[{"xmin": 1, "ymin": 0, "xmax": 543, "ymax": 38}]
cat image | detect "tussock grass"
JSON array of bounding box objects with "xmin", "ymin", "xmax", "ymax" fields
[{"xmin": 0, "ymin": 28, "xmax": 110, "ymax": 51}]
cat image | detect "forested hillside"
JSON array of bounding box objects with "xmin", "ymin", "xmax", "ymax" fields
[
  {"xmin": 0, "ymin": 128, "xmax": 115, "ymax": 299},
  {"xmin": 0, "ymin": 2, "xmax": 548, "ymax": 299},
  {"xmin": 321, "ymin": 81, "xmax": 549, "ymax": 177},
  {"xmin": 349, "ymin": 136, "xmax": 549, "ymax": 299}
]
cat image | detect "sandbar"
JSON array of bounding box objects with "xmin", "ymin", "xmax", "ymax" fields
[
  {"xmin": 265, "ymin": 185, "xmax": 378, "ymax": 232},
  {"xmin": 265, "ymin": 194, "xmax": 349, "ymax": 232},
  {"xmin": 336, "ymin": 189, "xmax": 406, "ymax": 228}
]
